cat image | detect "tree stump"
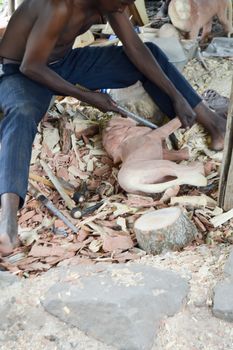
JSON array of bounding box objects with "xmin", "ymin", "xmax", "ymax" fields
[{"xmin": 134, "ymin": 207, "xmax": 197, "ymax": 255}]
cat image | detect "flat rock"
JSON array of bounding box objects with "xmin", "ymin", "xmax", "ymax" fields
[
  {"xmin": 42, "ymin": 264, "xmax": 189, "ymax": 350},
  {"xmin": 0, "ymin": 271, "xmax": 18, "ymax": 288},
  {"xmin": 213, "ymin": 280, "xmax": 233, "ymax": 322},
  {"xmin": 224, "ymin": 249, "xmax": 233, "ymax": 279}
]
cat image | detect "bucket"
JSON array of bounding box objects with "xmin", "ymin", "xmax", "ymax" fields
[{"xmin": 139, "ymin": 35, "xmax": 188, "ymax": 72}]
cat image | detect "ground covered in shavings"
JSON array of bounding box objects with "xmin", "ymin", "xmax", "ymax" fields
[{"xmin": 0, "ymin": 56, "xmax": 232, "ymax": 277}]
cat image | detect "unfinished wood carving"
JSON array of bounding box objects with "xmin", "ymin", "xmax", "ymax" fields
[
  {"xmin": 168, "ymin": 0, "xmax": 233, "ymax": 41},
  {"xmin": 102, "ymin": 116, "xmax": 207, "ymax": 194}
]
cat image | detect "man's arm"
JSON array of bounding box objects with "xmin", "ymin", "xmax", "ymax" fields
[
  {"xmin": 20, "ymin": 2, "xmax": 82, "ymax": 97},
  {"xmin": 108, "ymin": 12, "xmax": 196, "ymax": 126},
  {"xmin": 20, "ymin": 1, "xmax": 117, "ymax": 112}
]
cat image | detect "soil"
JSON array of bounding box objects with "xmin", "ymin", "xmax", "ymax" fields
[{"xmin": 0, "ymin": 244, "xmax": 232, "ymax": 350}]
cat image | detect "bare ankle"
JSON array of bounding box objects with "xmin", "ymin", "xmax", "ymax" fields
[
  {"xmin": 1, "ymin": 192, "xmax": 19, "ymax": 216},
  {"xmin": 194, "ymin": 102, "xmax": 226, "ymax": 133},
  {"xmin": 0, "ymin": 193, "xmax": 19, "ymax": 242}
]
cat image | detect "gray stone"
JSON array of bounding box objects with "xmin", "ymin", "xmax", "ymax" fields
[
  {"xmin": 213, "ymin": 280, "xmax": 233, "ymax": 322},
  {"xmin": 224, "ymin": 250, "xmax": 233, "ymax": 279},
  {"xmin": 0, "ymin": 302, "xmax": 13, "ymax": 330},
  {"xmin": 0, "ymin": 271, "xmax": 18, "ymax": 288},
  {"xmin": 42, "ymin": 264, "xmax": 189, "ymax": 350}
]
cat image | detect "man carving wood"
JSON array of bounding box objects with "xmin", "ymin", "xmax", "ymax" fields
[{"xmin": 0, "ymin": 0, "xmax": 226, "ymax": 255}]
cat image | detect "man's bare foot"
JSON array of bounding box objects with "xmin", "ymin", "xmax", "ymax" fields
[
  {"xmin": 0, "ymin": 219, "xmax": 20, "ymax": 257},
  {"xmin": 209, "ymin": 132, "xmax": 225, "ymax": 152},
  {"xmin": 0, "ymin": 234, "xmax": 14, "ymax": 256},
  {"xmin": 0, "ymin": 193, "xmax": 20, "ymax": 257},
  {"xmin": 194, "ymin": 101, "xmax": 226, "ymax": 151},
  {"xmin": 0, "ymin": 234, "xmax": 19, "ymax": 257}
]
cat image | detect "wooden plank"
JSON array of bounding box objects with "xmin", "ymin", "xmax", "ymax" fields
[
  {"xmin": 8, "ymin": 0, "xmax": 15, "ymax": 15},
  {"xmin": 128, "ymin": 0, "xmax": 150, "ymax": 27},
  {"xmin": 134, "ymin": 0, "xmax": 149, "ymax": 25},
  {"xmin": 218, "ymin": 76, "xmax": 233, "ymax": 210}
]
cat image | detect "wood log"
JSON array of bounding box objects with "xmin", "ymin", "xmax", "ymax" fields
[{"xmin": 134, "ymin": 207, "xmax": 198, "ymax": 255}]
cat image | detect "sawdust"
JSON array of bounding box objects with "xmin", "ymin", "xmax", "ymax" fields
[
  {"xmin": 111, "ymin": 268, "xmax": 144, "ymax": 287},
  {"xmin": 183, "ymin": 57, "xmax": 233, "ymax": 97},
  {"xmin": 136, "ymin": 244, "xmax": 233, "ymax": 350},
  {"xmin": 0, "ymin": 244, "xmax": 232, "ymax": 350}
]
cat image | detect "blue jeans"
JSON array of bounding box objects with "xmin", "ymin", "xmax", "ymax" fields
[{"xmin": 0, "ymin": 43, "xmax": 201, "ymax": 208}]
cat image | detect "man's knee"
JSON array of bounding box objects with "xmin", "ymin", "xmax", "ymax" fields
[{"xmin": 3, "ymin": 102, "xmax": 45, "ymax": 127}]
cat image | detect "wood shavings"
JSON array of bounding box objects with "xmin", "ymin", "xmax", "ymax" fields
[
  {"xmin": 174, "ymin": 124, "xmax": 209, "ymax": 161},
  {"xmin": 170, "ymin": 194, "xmax": 216, "ymax": 208},
  {"xmin": 43, "ymin": 127, "xmax": 60, "ymax": 154},
  {"xmin": 112, "ymin": 202, "xmax": 138, "ymax": 217},
  {"xmin": 210, "ymin": 208, "xmax": 233, "ymax": 227},
  {"xmin": 89, "ymin": 239, "xmax": 102, "ymax": 253},
  {"xmin": 71, "ymin": 134, "xmax": 86, "ymax": 171},
  {"xmin": 18, "ymin": 227, "xmax": 40, "ymax": 246},
  {"xmin": 10, "ymin": 79, "xmax": 231, "ymax": 277},
  {"xmin": 183, "ymin": 57, "xmax": 233, "ymax": 97},
  {"xmin": 116, "ymin": 217, "xmax": 128, "ymax": 232},
  {"xmin": 111, "ymin": 268, "xmax": 143, "ymax": 287},
  {"xmin": 125, "ymin": 194, "xmax": 160, "ymax": 208},
  {"xmin": 102, "ymin": 232, "xmax": 134, "ymax": 252}
]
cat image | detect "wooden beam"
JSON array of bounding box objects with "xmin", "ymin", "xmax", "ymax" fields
[
  {"xmin": 8, "ymin": 0, "xmax": 15, "ymax": 15},
  {"xmin": 218, "ymin": 76, "xmax": 233, "ymax": 210}
]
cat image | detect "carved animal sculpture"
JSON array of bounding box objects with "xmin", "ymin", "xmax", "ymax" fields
[
  {"xmin": 168, "ymin": 0, "xmax": 233, "ymax": 41},
  {"xmin": 102, "ymin": 117, "xmax": 207, "ymax": 194}
]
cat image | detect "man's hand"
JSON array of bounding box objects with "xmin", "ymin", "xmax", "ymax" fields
[
  {"xmin": 173, "ymin": 95, "xmax": 196, "ymax": 128},
  {"xmin": 84, "ymin": 91, "xmax": 119, "ymax": 113},
  {"xmin": 109, "ymin": 13, "xmax": 197, "ymax": 128}
]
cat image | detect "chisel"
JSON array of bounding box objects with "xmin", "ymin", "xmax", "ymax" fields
[
  {"xmin": 28, "ymin": 183, "xmax": 78, "ymax": 234},
  {"xmin": 117, "ymin": 105, "xmax": 158, "ymax": 129},
  {"xmin": 75, "ymin": 82, "xmax": 159, "ymax": 129}
]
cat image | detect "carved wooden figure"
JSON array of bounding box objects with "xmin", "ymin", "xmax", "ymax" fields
[
  {"xmin": 168, "ymin": 0, "xmax": 232, "ymax": 42},
  {"xmin": 102, "ymin": 117, "xmax": 207, "ymax": 194}
]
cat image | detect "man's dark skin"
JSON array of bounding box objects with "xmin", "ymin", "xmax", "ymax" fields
[{"xmin": 0, "ymin": 0, "xmax": 225, "ymax": 255}]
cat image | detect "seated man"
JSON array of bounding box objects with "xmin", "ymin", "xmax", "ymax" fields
[{"xmin": 0, "ymin": 0, "xmax": 225, "ymax": 255}]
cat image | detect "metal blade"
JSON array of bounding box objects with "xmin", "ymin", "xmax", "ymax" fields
[{"xmin": 117, "ymin": 105, "xmax": 158, "ymax": 129}]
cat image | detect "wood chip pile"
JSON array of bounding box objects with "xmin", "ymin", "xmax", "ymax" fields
[
  {"xmin": 0, "ymin": 50, "xmax": 232, "ymax": 277},
  {"xmin": 1, "ymin": 91, "xmax": 232, "ymax": 277}
]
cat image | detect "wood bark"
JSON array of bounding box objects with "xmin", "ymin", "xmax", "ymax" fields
[
  {"xmin": 58, "ymin": 117, "xmax": 72, "ymax": 155},
  {"xmin": 218, "ymin": 77, "xmax": 233, "ymax": 210},
  {"xmin": 134, "ymin": 207, "xmax": 197, "ymax": 255}
]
